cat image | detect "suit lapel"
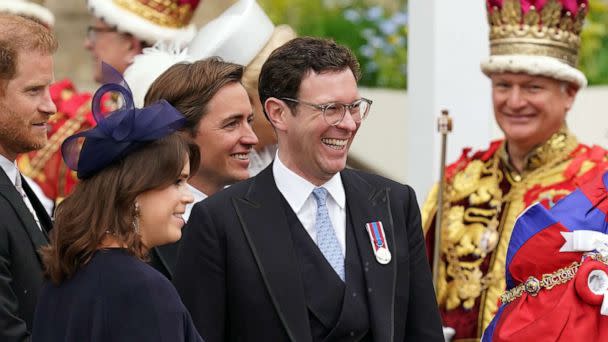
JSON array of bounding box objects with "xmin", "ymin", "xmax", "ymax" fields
[
  {"xmin": 0, "ymin": 169, "xmax": 49, "ymax": 260},
  {"xmin": 21, "ymin": 176, "xmax": 52, "ymax": 235},
  {"xmin": 342, "ymin": 169, "xmax": 396, "ymax": 342},
  {"xmin": 150, "ymin": 243, "xmax": 178, "ymax": 279},
  {"xmin": 232, "ymin": 165, "xmax": 312, "ymax": 342}
]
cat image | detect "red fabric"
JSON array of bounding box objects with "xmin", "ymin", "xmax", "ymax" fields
[
  {"xmin": 486, "ymin": 0, "xmax": 588, "ymax": 15},
  {"xmin": 509, "ymin": 224, "xmax": 581, "ymax": 284},
  {"xmin": 50, "ymin": 79, "xmax": 74, "ymax": 102},
  {"xmin": 179, "ymin": 0, "xmax": 200, "ymax": 8},
  {"xmin": 519, "ymin": 145, "xmax": 608, "ymax": 210},
  {"xmin": 432, "ymin": 142, "xmax": 607, "ymax": 341},
  {"xmin": 575, "ymin": 261, "xmax": 608, "ymax": 306},
  {"xmin": 445, "ymin": 148, "xmax": 472, "ymax": 182},
  {"xmin": 579, "ymin": 168, "xmax": 608, "ymax": 216},
  {"xmin": 565, "ymin": 145, "xmax": 608, "ymax": 181},
  {"xmin": 445, "ymin": 140, "xmax": 503, "ymax": 182},
  {"xmin": 492, "ymin": 181, "xmax": 608, "ymax": 341},
  {"xmin": 479, "ymin": 140, "xmax": 503, "ymax": 161},
  {"xmin": 492, "ymin": 258, "xmax": 608, "ymax": 342},
  {"xmin": 523, "ymin": 181, "xmax": 574, "ymax": 209}
]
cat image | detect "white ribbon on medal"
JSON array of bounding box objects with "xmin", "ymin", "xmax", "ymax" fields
[{"xmin": 560, "ymin": 230, "xmax": 608, "ymax": 256}]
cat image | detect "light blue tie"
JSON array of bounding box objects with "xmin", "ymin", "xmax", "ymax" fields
[{"xmin": 312, "ymin": 187, "xmax": 345, "ymax": 281}]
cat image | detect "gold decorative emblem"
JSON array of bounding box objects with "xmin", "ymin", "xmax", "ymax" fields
[
  {"xmin": 436, "ymin": 128, "xmax": 583, "ymax": 316},
  {"xmin": 438, "ymin": 156, "xmax": 504, "ymax": 310},
  {"xmin": 487, "ymin": 0, "xmax": 588, "ymax": 66},
  {"xmin": 113, "ymin": 0, "xmax": 193, "ymax": 28},
  {"xmin": 500, "ymin": 260, "xmax": 582, "ymax": 304}
]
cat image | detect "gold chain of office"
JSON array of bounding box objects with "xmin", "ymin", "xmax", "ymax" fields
[{"xmin": 500, "ymin": 252, "xmax": 608, "ymax": 304}]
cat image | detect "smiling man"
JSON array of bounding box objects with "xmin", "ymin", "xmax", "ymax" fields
[
  {"xmin": 0, "ymin": 14, "xmax": 56, "ymax": 341},
  {"xmin": 173, "ymin": 37, "xmax": 443, "ymax": 342},
  {"xmin": 17, "ymin": 0, "xmax": 201, "ymax": 213},
  {"xmin": 83, "ymin": 0, "xmax": 200, "ymax": 83},
  {"xmin": 143, "ymin": 57, "xmax": 258, "ymax": 279},
  {"xmin": 421, "ymin": 1, "xmax": 608, "ymax": 341}
]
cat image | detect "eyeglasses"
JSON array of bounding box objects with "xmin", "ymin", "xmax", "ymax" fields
[
  {"xmin": 86, "ymin": 25, "xmax": 117, "ymax": 42},
  {"xmin": 280, "ymin": 97, "xmax": 372, "ymax": 126}
]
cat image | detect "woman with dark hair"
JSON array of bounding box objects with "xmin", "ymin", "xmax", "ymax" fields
[{"xmin": 32, "ymin": 65, "xmax": 203, "ymax": 341}]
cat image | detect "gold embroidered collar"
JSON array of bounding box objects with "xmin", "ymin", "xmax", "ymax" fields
[{"xmin": 499, "ymin": 127, "xmax": 578, "ymax": 179}]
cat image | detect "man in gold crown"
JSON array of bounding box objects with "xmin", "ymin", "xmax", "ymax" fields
[
  {"xmin": 421, "ymin": 0, "xmax": 608, "ymax": 340},
  {"xmin": 17, "ymin": 0, "xmax": 201, "ymax": 209}
]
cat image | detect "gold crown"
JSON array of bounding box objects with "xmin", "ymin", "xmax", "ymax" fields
[
  {"xmin": 487, "ymin": 0, "xmax": 587, "ymax": 67},
  {"xmin": 113, "ymin": 0, "xmax": 194, "ymax": 29}
]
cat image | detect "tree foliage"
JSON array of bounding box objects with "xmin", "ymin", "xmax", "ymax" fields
[
  {"xmin": 260, "ymin": 0, "xmax": 407, "ymax": 89},
  {"xmin": 580, "ymin": 0, "xmax": 608, "ymax": 85}
]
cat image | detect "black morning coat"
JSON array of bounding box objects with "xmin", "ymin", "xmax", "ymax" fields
[
  {"xmin": 173, "ymin": 165, "xmax": 443, "ymax": 341},
  {"xmin": 0, "ymin": 167, "xmax": 52, "ymax": 341}
]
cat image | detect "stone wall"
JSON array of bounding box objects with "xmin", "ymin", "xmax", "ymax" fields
[{"xmin": 45, "ymin": 0, "xmax": 236, "ymax": 91}]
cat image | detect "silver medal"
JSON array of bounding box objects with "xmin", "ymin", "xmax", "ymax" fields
[{"xmin": 375, "ymin": 247, "xmax": 391, "ymax": 264}]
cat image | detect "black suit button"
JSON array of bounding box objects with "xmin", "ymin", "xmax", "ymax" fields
[
  {"xmin": 368, "ymin": 287, "xmax": 372, "ymax": 293},
  {"xmin": 352, "ymin": 292, "xmax": 357, "ymax": 297},
  {"xmin": 23, "ymin": 289, "xmax": 28, "ymax": 294},
  {"xmin": 350, "ymin": 331, "xmax": 355, "ymax": 337}
]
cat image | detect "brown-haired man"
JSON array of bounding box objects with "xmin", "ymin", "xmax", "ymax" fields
[
  {"xmin": 144, "ymin": 57, "xmax": 258, "ymax": 279},
  {"xmin": 174, "ymin": 37, "xmax": 443, "ymax": 341},
  {"xmin": 17, "ymin": 0, "xmax": 202, "ymax": 214},
  {"xmin": 0, "ymin": 13, "xmax": 56, "ymax": 341}
]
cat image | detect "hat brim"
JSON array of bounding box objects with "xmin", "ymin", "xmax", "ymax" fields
[
  {"xmin": 0, "ymin": 1, "xmax": 55, "ymax": 27},
  {"xmin": 188, "ymin": 0, "xmax": 274, "ymax": 65},
  {"xmin": 481, "ymin": 55, "xmax": 587, "ymax": 88},
  {"xmin": 123, "ymin": 42, "xmax": 192, "ymax": 108}
]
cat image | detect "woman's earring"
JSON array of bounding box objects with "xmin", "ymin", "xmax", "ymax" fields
[{"xmin": 133, "ymin": 201, "xmax": 140, "ymax": 233}]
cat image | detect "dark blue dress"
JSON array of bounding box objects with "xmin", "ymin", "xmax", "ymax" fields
[{"xmin": 33, "ymin": 248, "xmax": 203, "ymax": 341}]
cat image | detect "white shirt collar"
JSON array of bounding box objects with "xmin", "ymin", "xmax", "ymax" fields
[
  {"xmin": 273, "ymin": 151, "xmax": 345, "ymax": 213},
  {"xmin": 183, "ymin": 183, "xmax": 207, "ymax": 222},
  {"xmin": 186, "ymin": 183, "xmax": 207, "ymax": 204},
  {"xmin": 248, "ymin": 144, "xmax": 278, "ymax": 177},
  {"xmin": 0, "ymin": 154, "xmax": 18, "ymax": 187}
]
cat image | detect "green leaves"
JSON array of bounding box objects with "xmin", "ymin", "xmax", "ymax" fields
[
  {"xmin": 259, "ymin": 0, "xmax": 407, "ymax": 89},
  {"xmin": 579, "ymin": 0, "xmax": 608, "ymax": 85}
]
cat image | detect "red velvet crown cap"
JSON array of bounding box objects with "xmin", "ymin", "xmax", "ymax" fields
[{"xmin": 486, "ymin": 0, "xmax": 588, "ymax": 16}]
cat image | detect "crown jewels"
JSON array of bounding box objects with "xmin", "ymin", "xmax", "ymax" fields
[{"xmin": 487, "ymin": 0, "xmax": 587, "ymax": 67}]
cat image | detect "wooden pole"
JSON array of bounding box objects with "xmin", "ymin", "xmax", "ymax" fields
[{"xmin": 433, "ymin": 109, "xmax": 453, "ymax": 293}]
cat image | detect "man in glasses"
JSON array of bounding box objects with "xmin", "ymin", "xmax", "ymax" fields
[
  {"xmin": 174, "ymin": 37, "xmax": 443, "ymax": 341},
  {"xmin": 83, "ymin": 0, "xmax": 200, "ymax": 84},
  {"xmin": 17, "ymin": 0, "xmax": 201, "ymax": 210}
]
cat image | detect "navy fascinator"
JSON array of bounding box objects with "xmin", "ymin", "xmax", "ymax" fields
[{"xmin": 62, "ymin": 63, "xmax": 186, "ymax": 179}]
